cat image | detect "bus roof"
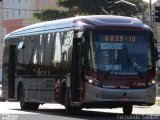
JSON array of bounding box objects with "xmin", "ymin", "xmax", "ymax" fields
[{"xmin": 5, "ymin": 15, "xmax": 152, "ymax": 39}]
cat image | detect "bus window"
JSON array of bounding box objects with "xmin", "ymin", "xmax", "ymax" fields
[
  {"xmin": 18, "ymin": 41, "xmax": 25, "ymax": 49},
  {"xmin": 91, "ymin": 30, "xmax": 151, "ymax": 75}
]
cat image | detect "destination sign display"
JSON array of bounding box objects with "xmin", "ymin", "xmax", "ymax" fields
[{"xmin": 104, "ymin": 35, "xmax": 136, "ymax": 43}]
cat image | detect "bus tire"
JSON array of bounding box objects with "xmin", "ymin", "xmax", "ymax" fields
[
  {"xmin": 27, "ymin": 103, "xmax": 39, "ymax": 110},
  {"xmin": 64, "ymin": 89, "xmax": 81, "ymax": 114},
  {"xmin": 123, "ymin": 105, "xmax": 133, "ymax": 115},
  {"xmin": 19, "ymin": 85, "xmax": 40, "ymax": 110},
  {"xmin": 60, "ymin": 83, "xmax": 66, "ymax": 105},
  {"xmin": 19, "ymin": 85, "xmax": 28, "ymax": 110}
]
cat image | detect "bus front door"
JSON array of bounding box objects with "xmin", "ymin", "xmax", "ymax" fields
[{"xmin": 71, "ymin": 38, "xmax": 83, "ymax": 102}]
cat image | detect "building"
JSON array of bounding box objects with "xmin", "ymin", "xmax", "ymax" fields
[
  {"xmin": 0, "ymin": 1, "xmax": 3, "ymax": 68},
  {"xmin": 2, "ymin": 0, "xmax": 57, "ymax": 34},
  {"xmin": 0, "ymin": 0, "xmax": 58, "ymax": 68}
]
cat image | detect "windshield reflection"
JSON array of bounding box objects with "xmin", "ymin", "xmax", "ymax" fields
[{"xmin": 90, "ymin": 30, "xmax": 151, "ymax": 75}]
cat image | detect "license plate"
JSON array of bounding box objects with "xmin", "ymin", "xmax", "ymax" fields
[{"xmin": 118, "ymin": 97, "xmax": 130, "ymax": 101}]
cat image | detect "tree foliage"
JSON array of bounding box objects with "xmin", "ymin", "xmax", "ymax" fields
[
  {"xmin": 33, "ymin": 9, "xmax": 69, "ymax": 21},
  {"xmin": 33, "ymin": 0, "xmax": 148, "ymax": 21}
]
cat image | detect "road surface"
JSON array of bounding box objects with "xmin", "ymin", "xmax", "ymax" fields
[{"xmin": 0, "ymin": 101, "xmax": 160, "ymax": 120}]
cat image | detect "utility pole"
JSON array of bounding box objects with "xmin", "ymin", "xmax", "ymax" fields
[
  {"xmin": 142, "ymin": 0, "xmax": 145, "ymax": 23},
  {"xmin": 150, "ymin": 0, "xmax": 152, "ymax": 26}
]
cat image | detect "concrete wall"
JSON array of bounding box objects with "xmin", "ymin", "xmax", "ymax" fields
[{"xmin": 3, "ymin": 0, "xmax": 58, "ymax": 33}]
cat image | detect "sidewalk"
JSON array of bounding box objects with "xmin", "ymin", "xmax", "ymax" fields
[{"xmin": 156, "ymin": 96, "xmax": 160, "ymax": 104}]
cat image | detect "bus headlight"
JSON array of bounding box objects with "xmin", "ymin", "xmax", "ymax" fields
[
  {"xmin": 148, "ymin": 80, "xmax": 156, "ymax": 86},
  {"xmin": 86, "ymin": 78, "xmax": 102, "ymax": 87}
]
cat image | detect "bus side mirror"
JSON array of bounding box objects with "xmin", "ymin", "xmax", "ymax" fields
[
  {"xmin": 155, "ymin": 47, "xmax": 160, "ymax": 61},
  {"xmin": 158, "ymin": 51, "xmax": 160, "ymax": 61}
]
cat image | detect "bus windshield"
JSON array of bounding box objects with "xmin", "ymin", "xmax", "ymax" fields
[{"xmin": 91, "ymin": 30, "xmax": 152, "ymax": 75}]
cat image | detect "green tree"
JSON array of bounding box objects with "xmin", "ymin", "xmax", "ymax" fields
[
  {"xmin": 33, "ymin": 0, "xmax": 148, "ymax": 21},
  {"xmin": 113, "ymin": 0, "xmax": 148, "ymax": 16},
  {"xmin": 33, "ymin": 9, "xmax": 69, "ymax": 21}
]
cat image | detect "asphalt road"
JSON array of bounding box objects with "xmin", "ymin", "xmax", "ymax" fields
[{"xmin": 0, "ymin": 102, "xmax": 160, "ymax": 120}]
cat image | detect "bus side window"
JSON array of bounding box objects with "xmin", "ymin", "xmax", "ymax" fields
[{"xmin": 18, "ymin": 41, "xmax": 25, "ymax": 49}]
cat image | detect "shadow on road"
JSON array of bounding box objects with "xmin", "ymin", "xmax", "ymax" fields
[
  {"xmin": 39, "ymin": 108, "xmax": 118, "ymax": 119},
  {"xmin": 12, "ymin": 108, "xmax": 123, "ymax": 120},
  {"xmin": 12, "ymin": 108, "xmax": 160, "ymax": 120}
]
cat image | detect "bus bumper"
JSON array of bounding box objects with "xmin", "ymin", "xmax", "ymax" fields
[{"xmin": 83, "ymin": 84, "xmax": 156, "ymax": 108}]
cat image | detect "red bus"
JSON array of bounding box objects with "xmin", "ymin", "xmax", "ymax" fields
[{"xmin": 2, "ymin": 15, "xmax": 158, "ymax": 115}]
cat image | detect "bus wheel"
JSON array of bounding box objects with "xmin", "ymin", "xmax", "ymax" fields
[
  {"xmin": 64, "ymin": 89, "xmax": 81, "ymax": 114},
  {"xmin": 27, "ymin": 102, "xmax": 39, "ymax": 110},
  {"xmin": 19, "ymin": 85, "xmax": 39, "ymax": 110},
  {"xmin": 19, "ymin": 85, "xmax": 28, "ymax": 110},
  {"xmin": 123, "ymin": 105, "xmax": 133, "ymax": 115}
]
